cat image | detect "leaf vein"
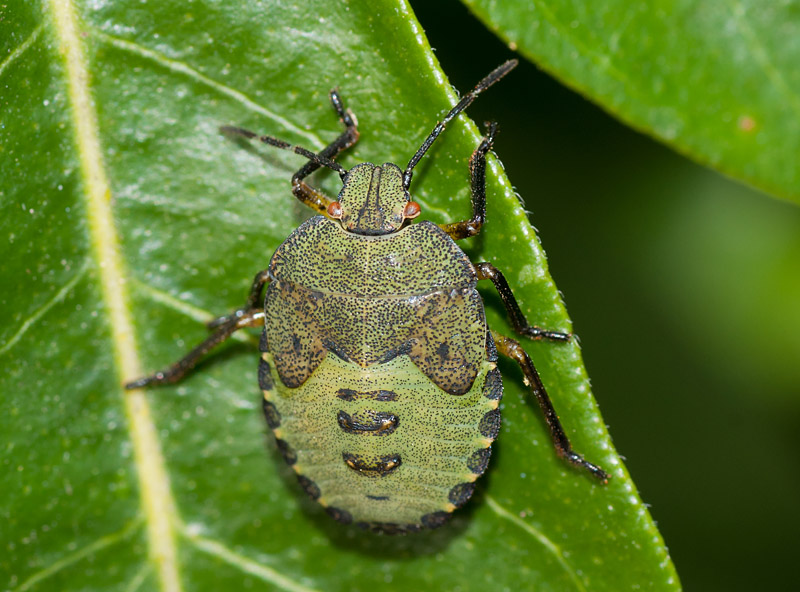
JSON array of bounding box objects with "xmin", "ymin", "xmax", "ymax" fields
[
  {"xmin": 180, "ymin": 526, "xmax": 320, "ymax": 592},
  {"xmin": 88, "ymin": 29, "xmax": 325, "ymax": 149},
  {"xmin": 484, "ymin": 495, "xmax": 587, "ymax": 592},
  {"xmin": 48, "ymin": 1, "xmax": 183, "ymax": 590},
  {"xmin": 12, "ymin": 517, "xmax": 143, "ymax": 592},
  {"xmin": 530, "ymin": 3, "xmax": 637, "ymax": 92},
  {"xmin": 725, "ymin": 0, "xmax": 800, "ymax": 115},
  {"xmin": 131, "ymin": 278, "xmax": 257, "ymax": 345},
  {"xmin": 0, "ymin": 259, "xmax": 89, "ymax": 357},
  {"xmin": 0, "ymin": 24, "xmax": 43, "ymax": 79},
  {"xmin": 124, "ymin": 564, "xmax": 153, "ymax": 592}
]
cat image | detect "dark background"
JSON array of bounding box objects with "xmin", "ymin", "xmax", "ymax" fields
[{"xmin": 413, "ymin": 1, "xmax": 800, "ymax": 590}]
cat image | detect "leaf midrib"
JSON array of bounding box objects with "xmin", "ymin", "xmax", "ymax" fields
[{"xmin": 48, "ymin": 0, "xmax": 182, "ymax": 590}]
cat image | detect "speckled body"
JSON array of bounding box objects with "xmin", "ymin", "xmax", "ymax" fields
[
  {"xmin": 259, "ymin": 213, "xmax": 503, "ymax": 532},
  {"xmin": 124, "ymin": 63, "xmax": 606, "ymax": 533}
]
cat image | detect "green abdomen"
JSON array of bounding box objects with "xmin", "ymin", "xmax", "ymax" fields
[{"xmin": 260, "ymin": 350, "xmax": 502, "ymax": 533}]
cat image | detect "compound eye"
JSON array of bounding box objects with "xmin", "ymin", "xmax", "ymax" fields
[
  {"xmin": 327, "ymin": 201, "xmax": 344, "ymax": 219},
  {"xmin": 403, "ymin": 201, "xmax": 421, "ymax": 220}
]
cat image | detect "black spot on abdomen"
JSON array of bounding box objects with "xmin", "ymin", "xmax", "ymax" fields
[
  {"xmin": 335, "ymin": 388, "xmax": 398, "ymax": 402},
  {"xmin": 479, "ymin": 409, "xmax": 501, "ymax": 440},
  {"xmin": 262, "ymin": 400, "xmax": 281, "ymax": 429},
  {"xmin": 258, "ymin": 357, "xmax": 274, "ymax": 391},
  {"xmin": 337, "ymin": 410, "xmax": 398, "ymax": 436},
  {"xmin": 297, "ymin": 475, "xmax": 320, "ymax": 500},
  {"xmin": 421, "ymin": 511, "xmax": 451, "ymax": 530},
  {"xmin": 342, "ymin": 452, "xmax": 401, "ymax": 477},
  {"xmin": 467, "ymin": 447, "xmax": 492, "ymax": 475},
  {"xmin": 325, "ymin": 506, "xmax": 353, "ymax": 525},
  {"xmin": 483, "ymin": 368, "xmax": 503, "ymax": 400},
  {"xmin": 448, "ymin": 482, "xmax": 476, "ymax": 508},
  {"xmin": 276, "ymin": 438, "xmax": 297, "ymax": 465}
]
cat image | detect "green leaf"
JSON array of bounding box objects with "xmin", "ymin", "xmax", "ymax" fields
[
  {"xmin": 462, "ymin": 0, "xmax": 800, "ymax": 202},
  {"xmin": 1, "ymin": 1, "xmax": 678, "ymax": 591}
]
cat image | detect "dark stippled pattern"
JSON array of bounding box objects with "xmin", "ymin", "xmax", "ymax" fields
[
  {"xmin": 265, "ymin": 217, "xmax": 484, "ymax": 394},
  {"xmin": 260, "ymin": 212, "xmax": 503, "ymax": 530},
  {"xmin": 337, "ymin": 163, "xmax": 407, "ymax": 235},
  {"xmin": 261, "ymin": 347, "xmax": 501, "ymax": 530}
]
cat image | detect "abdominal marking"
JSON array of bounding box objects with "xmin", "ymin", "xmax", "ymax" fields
[{"xmin": 337, "ymin": 410, "xmax": 399, "ymax": 436}]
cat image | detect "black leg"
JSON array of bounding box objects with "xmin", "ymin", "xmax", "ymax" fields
[
  {"xmin": 292, "ymin": 90, "xmax": 359, "ymax": 183},
  {"xmin": 492, "ymin": 331, "xmax": 608, "ymax": 482},
  {"xmin": 440, "ymin": 122, "xmax": 497, "ymax": 240},
  {"xmin": 207, "ymin": 269, "xmax": 271, "ymax": 329},
  {"xmin": 476, "ymin": 262, "xmax": 571, "ymax": 342},
  {"xmin": 291, "ymin": 90, "xmax": 360, "ymax": 214},
  {"xmin": 220, "ymin": 90, "xmax": 359, "ymax": 215},
  {"xmin": 125, "ymin": 309, "xmax": 266, "ymax": 389}
]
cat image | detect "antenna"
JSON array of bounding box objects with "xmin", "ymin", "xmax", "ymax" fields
[
  {"xmin": 403, "ymin": 59, "xmax": 518, "ymax": 189},
  {"xmin": 220, "ymin": 125, "xmax": 348, "ymax": 178}
]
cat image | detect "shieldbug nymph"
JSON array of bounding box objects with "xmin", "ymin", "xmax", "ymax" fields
[{"xmin": 126, "ymin": 60, "xmax": 608, "ymax": 534}]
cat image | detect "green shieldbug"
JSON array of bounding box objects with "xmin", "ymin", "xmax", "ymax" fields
[{"xmin": 126, "ymin": 60, "xmax": 607, "ymax": 534}]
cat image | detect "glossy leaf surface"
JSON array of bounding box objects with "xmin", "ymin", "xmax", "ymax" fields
[
  {"xmin": 1, "ymin": 1, "xmax": 677, "ymax": 590},
  {"xmin": 463, "ymin": 0, "xmax": 800, "ymax": 201}
]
